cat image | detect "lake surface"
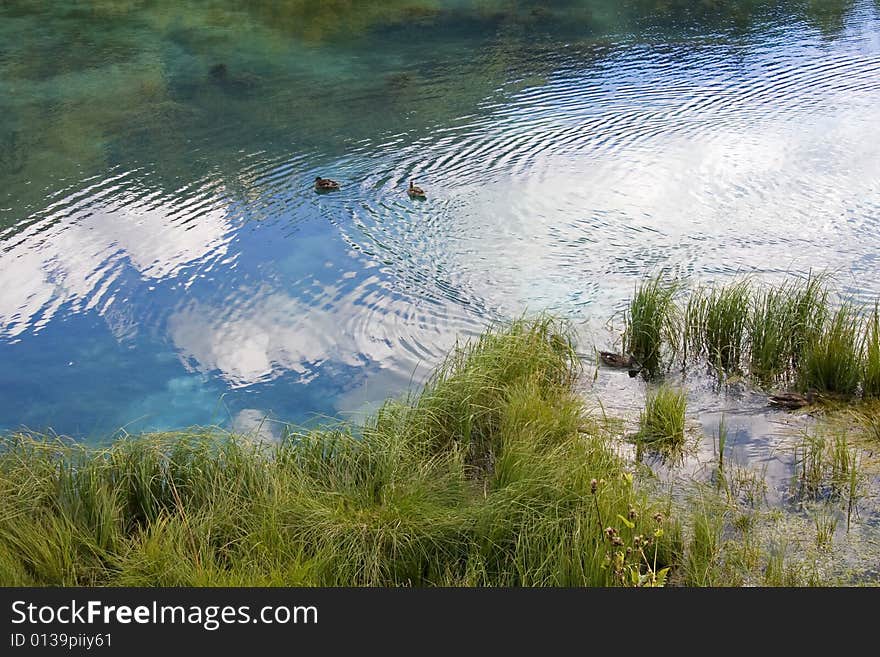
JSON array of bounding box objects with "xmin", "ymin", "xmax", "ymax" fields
[{"xmin": 2, "ymin": 0, "xmax": 880, "ymax": 438}]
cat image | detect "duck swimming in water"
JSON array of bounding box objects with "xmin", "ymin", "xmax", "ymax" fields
[
  {"xmin": 599, "ymin": 351, "xmax": 643, "ymax": 377},
  {"xmin": 768, "ymin": 389, "xmax": 817, "ymax": 410},
  {"xmin": 407, "ymin": 180, "xmax": 427, "ymax": 199},
  {"xmin": 599, "ymin": 351, "xmax": 637, "ymax": 368},
  {"xmin": 315, "ymin": 176, "xmax": 340, "ymax": 192}
]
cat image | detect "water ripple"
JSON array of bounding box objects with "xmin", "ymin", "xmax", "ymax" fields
[{"xmin": 1, "ymin": 0, "xmax": 879, "ymax": 432}]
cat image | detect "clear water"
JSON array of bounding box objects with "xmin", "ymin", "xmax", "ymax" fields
[{"xmin": 2, "ymin": 0, "xmax": 880, "ymax": 439}]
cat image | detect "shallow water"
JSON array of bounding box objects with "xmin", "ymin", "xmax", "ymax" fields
[{"xmin": 1, "ymin": 0, "xmax": 880, "ymax": 438}]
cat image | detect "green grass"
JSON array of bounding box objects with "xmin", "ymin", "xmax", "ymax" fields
[
  {"xmin": 792, "ymin": 428, "xmax": 862, "ymax": 506},
  {"xmin": 623, "ymin": 272, "xmax": 880, "ymax": 400},
  {"xmin": 685, "ymin": 279, "xmax": 752, "ymax": 374},
  {"xmin": 0, "ymin": 317, "xmax": 677, "ymax": 587},
  {"xmin": 798, "ymin": 303, "xmax": 863, "ymax": 396},
  {"xmin": 623, "ymin": 274, "xmax": 682, "ymax": 377},
  {"xmin": 715, "ymin": 415, "xmax": 728, "ymax": 474},
  {"xmin": 748, "ymin": 274, "xmax": 829, "ymax": 382},
  {"xmin": 682, "ymin": 494, "xmax": 724, "ymax": 586},
  {"xmin": 850, "ymin": 400, "xmax": 880, "ymax": 442},
  {"xmin": 636, "ymin": 384, "xmax": 687, "ymax": 448},
  {"xmin": 863, "ymin": 303, "xmax": 880, "ymax": 397}
]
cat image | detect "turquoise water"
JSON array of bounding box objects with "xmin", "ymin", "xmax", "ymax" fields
[{"xmin": 1, "ymin": 1, "xmax": 880, "ymax": 438}]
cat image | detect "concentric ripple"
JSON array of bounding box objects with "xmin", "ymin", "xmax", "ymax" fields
[{"xmin": 1, "ymin": 0, "xmax": 879, "ymax": 435}]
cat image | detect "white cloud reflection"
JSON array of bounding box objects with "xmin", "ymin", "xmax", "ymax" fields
[
  {"xmin": 166, "ymin": 275, "xmax": 478, "ymax": 390},
  {"xmin": 0, "ymin": 184, "xmax": 232, "ymax": 338}
]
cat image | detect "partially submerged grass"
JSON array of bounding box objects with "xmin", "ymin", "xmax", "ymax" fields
[
  {"xmin": 0, "ymin": 317, "xmax": 677, "ymax": 587},
  {"xmin": 624, "ymin": 274, "xmax": 682, "ymax": 377},
  {"xmin": 863, "ymin": 303, "xmax": 880, "ymax": 397},
  {"xmin": 686, "ymin": 279, "xmax": 751, "ymax": 374},
  {"xmin": 791, "ymin": 428, "xmax": 863, "ymax": 524},
  {"xmin": 636, "ymin": 384, "xmax": 687, "ymax": 448},
  {"xmin": 850, "ymin": 401, "xmax": 880, "ymax": 442},
  {"xmin": 798, "ymin": 303, "xmax": 863, "ymax": 396},
  {"xmin": 624, "ymin": 271, "xmax": 880, "ymax": 400},
  {"xmin": 813, "ymin": 506, "xmax": 838, "ymax": 552},
  {"xmin": 748, "ymin": 273, "xmax": 829, "ymax": 382},
  {"xmin": 715, "ymin": 415, "xmax": 728, "ymax": 473}
]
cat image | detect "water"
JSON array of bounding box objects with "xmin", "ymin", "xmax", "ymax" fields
[{"xmin": 2, "ymin": 0, "xmax": 880, "ymax": 439}]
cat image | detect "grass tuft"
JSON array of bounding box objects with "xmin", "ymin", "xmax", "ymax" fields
[
  {"xmin": 863, "ymin": 303, "xmax": 880, "ymax": 397},
  {"xmin": 798, "ymin": 303, "xmax": 863, "ymax": 396},
  {"xmin": 636, "ymin": 384, "xmax": 687, "ymax": 448},
  {"xmin": 624, "ymin": 274, "xmax": 682, "ymax": 377},
  {"xmin": 686, "ymin": 279, "xmax": 751, "ymax": 374},
  {"xmin": 623, "ymin": 271, "xmax": 880, "ymax": 399}
]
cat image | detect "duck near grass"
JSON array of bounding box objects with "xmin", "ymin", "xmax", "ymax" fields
[
  {"xmin": 599, "ymin": 351, "xmax": 643, "ymax": 377},
  {"xmin": 314, "ymin": 176, "xmax": 340, "ymax": 192},
  {"xmin": 768, "ymin": 389, "xmax": 817, "ymax": 410}
]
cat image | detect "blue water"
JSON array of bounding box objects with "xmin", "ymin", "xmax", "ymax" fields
[{"xmin": 2, "ymin": 1, "xmax": 880, "ymax": 438}]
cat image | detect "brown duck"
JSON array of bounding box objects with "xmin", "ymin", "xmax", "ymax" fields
[
  {"xmin": 407, "ymin": 180, "xmax": 427, "ymax": 199},
  {"xmin": 315, "ymin": 176, "xmax": 340, "ymax": 192},
  {"xmin": 768, "ymin": 390, "xmax": 816, "ymax": 409},
  {"xmin": 599, "ymin": 351, "xmax": 643, "ymax": 377}
]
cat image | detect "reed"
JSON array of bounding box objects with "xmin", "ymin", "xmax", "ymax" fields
[
  {"xmin": 685, "ymin": 280, "xmax": 752, "ymax": 374},
  {"xmin": 623, "ymin": 274, "xmax": 682, "ymax": 377},
  {"xmin": 748, "ymin": 274, "xmax": 829, "ymax": 381},
  {"xmin": 798, "ymin": 303, "xmax": 863, "ymax": 396},
  {"xmin": 863, "ymin": 303, "xmax": 880, "ymax": 397}
]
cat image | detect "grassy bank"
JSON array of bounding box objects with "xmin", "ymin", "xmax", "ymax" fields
[{"xmin": 0, "ymin": 318, "xmax": 677, "ymax": 587}]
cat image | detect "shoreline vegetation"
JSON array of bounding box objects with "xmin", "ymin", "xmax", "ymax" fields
[
  {"xmin": 625, "ymin": 271, "xmax": 880, "ymax": 398},
  {"xmin": 2, "ymin": 275, "xmax": 879, "ymax": 586},
  {"xmin": 0, "ymin": 318, "xmax": 677, "ymax": 586}
]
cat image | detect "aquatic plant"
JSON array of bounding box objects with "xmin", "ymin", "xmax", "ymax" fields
[
  {"xmin": 850, "ymin": 401, "xmax": 880, "ymax": 442},
  {"xmin": 622, "ymin": 271, "xmax": 880, "ymax": 399},
  {"xmin": 862, "ymin": 303, "xmax": 880, "ymax": 397},
  {"xmin": 748, "ymin": 274, "xmax": 829, "ymax": 381},
  {"xmin": 682, "ymin": 494, "xmax": 724, "ymax": 586},
  {"xmin": 714, "ymin": 415, "xmax": 728, "ymax": 475},
  {"xmin": 623, "ymin": 274, "xmax": 682, "ymax": 377},
  {"xmin": 636, "ymin": 383, "xmax": 687, "ymax": 448},
  {"xmin": 685, "ymin": 279, "xmax": 751, "ymax": 374},
  {"xmin": 798, "ymin": 303, "xmax": 863, "ymax": 396},
  {"xmin": 792, "ymin": 428, "xmax": 862, "ymax": 508},
  {"xmin": 813, "ymin": 506, "xmax": 838, "ymax": 552}
]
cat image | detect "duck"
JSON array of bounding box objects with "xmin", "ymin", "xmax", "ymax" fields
[
  {"xmin": 209, "ymin": 63, "xmax": 259, "ymax": 93},
  {"xmin": 768, "ymin": 389, "xmax": 816, "ymax": 409},
  {"xmin": 599, "ymin": 351, "xmax": 643, "ymax": 377},
  {"xmin": 407, "ymin": 180, "xmax": 427, "ymax": 199},
  {"xmin": 599, "ymin": 351, "xmax": 637, "ymax": 368},
  {"xmin": 315, "ymin": 176, "xmax": 340, "ymax": 192},
  {"xmin": 209, "ymin": 63, "xmax": 228, "ymax": 80}
]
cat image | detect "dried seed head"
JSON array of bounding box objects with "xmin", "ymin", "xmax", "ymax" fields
[
  {"xmin": 590, "ymin": 478, "xmax": 598, "ymax": 494},
  {"xmin": 653, "ymin": 512, "xmax": 664, "ymax": 524}
]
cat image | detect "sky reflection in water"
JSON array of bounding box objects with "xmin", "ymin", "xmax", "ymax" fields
[{"xmin": 0, "ymin": 0, "xmax": 879, "ymax": 439}]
